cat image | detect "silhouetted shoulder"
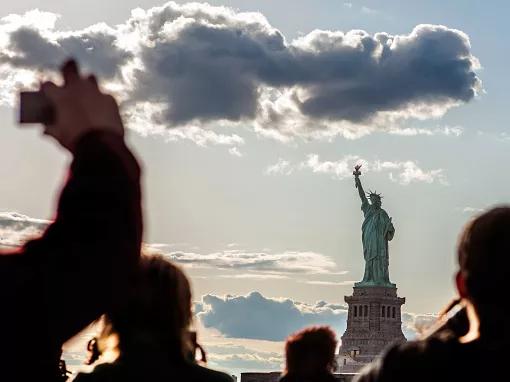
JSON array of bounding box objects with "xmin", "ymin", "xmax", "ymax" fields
[
  {"xmin": 355, "ymin": 333, "xmax": 504, "ymax": 382},
  {"xmin": 74, "ymin": 363, "xmax": 123, "ymax": 382},
  {"xmin": 280, "ymin": 373, "xmax": 337, "ymax": 382},
  {"xmin": 186, "ymin": 362, "xmax": 234, "ymax": 382},
  {"xmin": 74, "ymin": 361, "xmax": 234, "ymax": 382},
  {"xmin": 354, "ymin": 338, "xmax": 448, "ymax": 382}
]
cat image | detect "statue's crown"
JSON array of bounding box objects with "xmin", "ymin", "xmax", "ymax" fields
[{"xmin": 367, "ymin": 190, "xmax": 382, "ymax": 199}]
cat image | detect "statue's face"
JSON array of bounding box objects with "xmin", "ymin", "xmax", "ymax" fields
[{"xmin": 370, "ymin": 195, "xmax": 382, "ymax": 207}]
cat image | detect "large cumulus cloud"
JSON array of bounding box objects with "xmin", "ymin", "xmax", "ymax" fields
[
  {"xmin": 198, "ymin": 291, "xmax": 348, "ymax": 341},
  {"xmin": 128, "ymin": 3, "xmax": 481, "ymax": 139},
  {"xmin": 197, "ymin": 291, "xmax": 437, "ymax": 342},
  {"xmin": 0, "ymin": 2, "xmax": 481, "ymax": 142}
]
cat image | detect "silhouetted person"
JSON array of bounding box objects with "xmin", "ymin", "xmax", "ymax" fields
[
  {"xmin": 280, "ymin": 326, "xmax": 338, "ymax": 382},
  {"xmin": 0, "ymin": 60, "xmax": 142, "ymax": 381},
  {"xmin": 74, "ymin": 255, "xmax": 233, "ymax": 382},
  {"xmin": 355, "ymin": 206, "xmax": 510, "ymax": 382}
]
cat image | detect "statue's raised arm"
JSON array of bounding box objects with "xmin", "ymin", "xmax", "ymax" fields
[{"xmin": 353, "ymin": 165, "xmax": 368, "ymax": 206}]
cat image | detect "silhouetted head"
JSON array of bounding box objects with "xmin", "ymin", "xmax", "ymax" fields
[
  {"xmin": 284, "ymin": 326, "xmax": 337, "ymax": 376},
  {"xmin": 101, "ymin": 254, "xmax": 193, "ymax": 360},
  {"xmin": 368, "ymin": 191, "xmax": 382, "ymax": 208},
  {"xmin": 456, "ymin": 206, "xmax": 510, "ymax": 332}
]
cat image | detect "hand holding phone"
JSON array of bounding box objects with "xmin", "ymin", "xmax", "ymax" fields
[{"xmin": 17, "ymin": 59, "xmax": 124, "ymax": 152}]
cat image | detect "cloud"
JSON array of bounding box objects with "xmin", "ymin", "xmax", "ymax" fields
[
  {"xmin": 305, "ymin": 280, "xmax": 355, "ymax": 286},
  {"xmin": 198, "ymin": 292, "xmax": 348, "ymax": 341},
  {"xmin": 361, "ymin": 6, "xmax": 378, "ymax": 15},
  {"xmin": 301, "ymin": 154, "xmax": 362, "ymax": 180},
  {"xmin": 402, "ymin": 312, "xmax": 438, "ymax": 339},
  {"xmin": 0, "ymin": 9, "xmax": 131, "ymax": 82},
  {"xmin": 0, "ymin": 26, "xmax": 131, "ymax": 79},
  {"xmin": 0, "ymin": 211, "xmax": 49, "ymax": 248},
  {"xmin": 388, "ymin": 125, "xmax": 463, "ymax": 137},
  {"xmin": 228, "ymin": 147, "xmax": 243, "ymax": 157},
  {"xmin": 385, "ymin": 161, "xmax": 447, "ymax": 185},
  {"xmin": 129, "ymin": 7, "xmax": 480, "ymax": 139},
  {"xmin": 146, "ymin": 245, "xmax": 340, "ymax": 275},
  {"xmin": 265, "ymin": 158, "xmax": 294, "ymax": 175},
  {"xmin": 218, "ymin": 274, "xmax": 290, "ymax": 280},
  {"xmin": 206, "ymin": 344, "xmax": 283, "ymax": 373},
  {"xmin": 298, "ymin": 154, "xmax": 447, "ymax": 185},
  {"xmin": 266, "ymin": 154, "xmax": 448, "ymax": 185},
  {"xmin": 462, "ymin": 206, "xmax": 484, "ymax": 214},
  {"xmin": 0, "ymin": 3, "xmax": 481, "ymax": 143},
  {"xmin": 197, "ymin": 291, "xmax": 438, "ymax": 342},
  {"xmin": 1, "ymin": 212, "xmax": 340, "ymax": 278},
  {"xmin": 124, "ymin": 118, "xmax": 245, "ymax": 148}
]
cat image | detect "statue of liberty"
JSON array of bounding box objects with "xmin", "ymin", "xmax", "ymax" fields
[{"xmin": 353, "ymin": 165, "xmax": 395, "ymax": 287}]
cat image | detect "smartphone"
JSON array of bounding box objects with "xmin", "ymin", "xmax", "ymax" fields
[{"xmin": 19, "ymin": 91, "xmax": 55, "ymax": 125}]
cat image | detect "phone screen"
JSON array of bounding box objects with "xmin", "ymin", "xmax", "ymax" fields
[{"xmin": 19, "ymin": 91, "xmax": 55, "ymax": 125}]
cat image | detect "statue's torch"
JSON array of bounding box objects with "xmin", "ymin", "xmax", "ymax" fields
[{"xmin": 353, "ymin": 164, "xmax": 362, "ymax": 188}]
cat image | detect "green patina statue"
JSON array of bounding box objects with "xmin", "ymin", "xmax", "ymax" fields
[{"xmin": 353, "ymin": 165, "xmax": 395, "ymax": 287}]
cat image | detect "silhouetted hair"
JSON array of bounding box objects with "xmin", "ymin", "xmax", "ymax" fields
[
  {"xmin": 457, "ymin": 206, "xmax": 510, "ymax": 325},
  {"xmin": 284, "ymin": 326, "xmax": 337, "ymax": 375},
  {"xmin": 101, "ymin": 254, "xmax": 193, "ymax": 360}
]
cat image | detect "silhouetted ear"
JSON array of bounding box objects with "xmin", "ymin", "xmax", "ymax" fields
[{"xmin": 455, "ymin": 271, "xmax": 468, "ymax": 298}]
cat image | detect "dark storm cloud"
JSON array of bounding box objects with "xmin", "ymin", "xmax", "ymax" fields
[
  {"xmin": 290, "ymin": 27, "xmax": 478, "ymax": 121},
  {"xmin": 130, "ymin": 2, "xmax": 480, "ymax": 127},
  {"xmin": 131, "ymin": 22, "xmax": 289, "ymax": 124},
  {"xmin": 0, "ymin": 26, "xmax": 132, "ymax": 79},
  {"xmin": 0, "ymin": 3, "xmax": 481, "ymax": 139}
]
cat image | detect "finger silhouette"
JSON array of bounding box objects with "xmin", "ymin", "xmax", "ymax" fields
[
  {"xmin": 41, "ymin": 81, "xmax": 61, "ymax": 102},
  {"xmin": 87, "ymin": 74, "xmax": 99, "ymax": 90},
  {"xmin": 61, "ymin": 59, "xmax": 80, "ymax": 85}
]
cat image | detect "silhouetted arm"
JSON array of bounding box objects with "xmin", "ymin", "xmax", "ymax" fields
[{"xmin": 21, "ymin": 131, "xmax": 142, "ymax": 345}]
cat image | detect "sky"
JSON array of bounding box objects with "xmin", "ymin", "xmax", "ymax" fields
[{"xmin": 1, "ymin": 0, "xmax": 509, "ymax": 376}]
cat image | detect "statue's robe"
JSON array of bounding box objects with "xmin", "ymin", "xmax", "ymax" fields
[{"xmin": 360, "ymin": 200, "xmax": 395, "ymax": 285}]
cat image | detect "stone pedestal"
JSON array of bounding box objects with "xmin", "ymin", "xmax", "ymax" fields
[{"xmin": 338, "ymin": 285, "xmax": 406, "ymax": 370}]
